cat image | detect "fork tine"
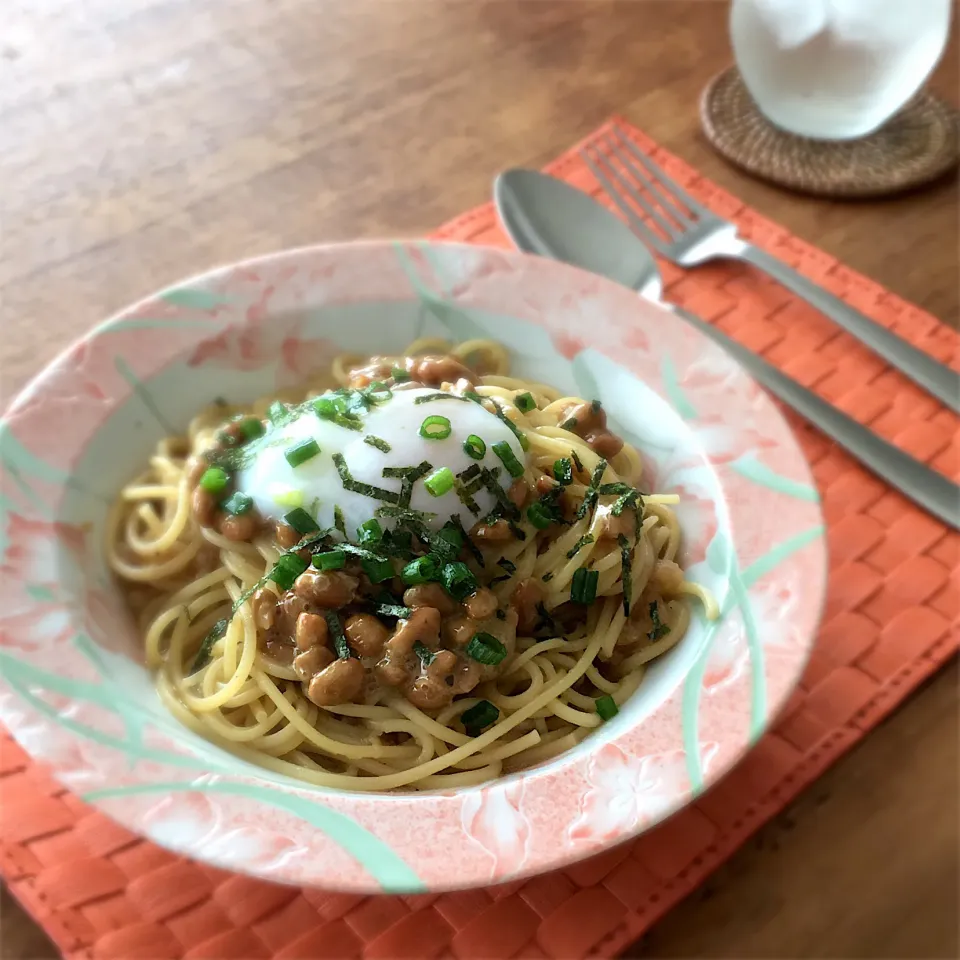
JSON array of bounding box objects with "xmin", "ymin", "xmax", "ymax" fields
[
  {"xmin": 609, "ymin": 125, "xmax": 708, "ymax": 219},
  {"xmin": 580, "ymin": 146, "xmax": 670, "ymax": 254},
  {"xmin": 600, "ymin": 130, "xmax": 694, "ymax": 229},
  {"xmin": 584, "ymin": 142, "xmax": 681, "ymax": 241}
]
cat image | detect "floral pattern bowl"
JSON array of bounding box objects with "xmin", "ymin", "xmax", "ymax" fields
[{"xmin": 0, "ymin": 241, "xmax": 827, "ymax": 892}]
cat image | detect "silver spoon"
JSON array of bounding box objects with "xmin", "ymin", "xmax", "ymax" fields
[{"xmin": 493, "ymin": 169, "xmax": 959, "ymax": 530}]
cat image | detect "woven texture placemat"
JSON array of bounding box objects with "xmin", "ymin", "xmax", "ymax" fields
[
  {"xmin": 2, "ymin": 116, "xmax": 958, "ymax": 960},
  {"xmin": 701, "ymin": 66, "xmax": 960, "ymax": 197}
]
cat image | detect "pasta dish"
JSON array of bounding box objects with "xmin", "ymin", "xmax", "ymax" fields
[{"xmin": 108, "ymin": 338, "xmax": 713, "ymax": 791}]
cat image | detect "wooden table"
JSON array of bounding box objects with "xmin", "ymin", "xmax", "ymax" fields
[{"xmin": 2, "ymin": 1, "xmax": 957, "ymax": 956}]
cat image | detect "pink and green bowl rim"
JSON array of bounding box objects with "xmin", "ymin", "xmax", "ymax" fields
[{"xmin": 0, "ymin": 241, "xmax": 827, "ymax": 892}]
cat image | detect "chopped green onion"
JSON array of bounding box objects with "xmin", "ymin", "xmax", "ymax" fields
[
  {"xmin": 199, "ymin": 466, "xmax": 229, "ymax": 494},
  {"xmin": 222, "ymin": 491, "xmax": 254, "ymax": 515},
  {"xmin": 570, "ymin": 567, "xmax": 599, "ymax": 605},
  {"xmin": 492, "ymin": 441, "xmax": 524, "ymax": 479},
  {"xmin": 334, "ymin": 504, "xmax": 347, "ymax": 537},
  {"xmin": 419, "ymin": 415, "xmax": 452, "ymax": 440},
  {"xmin": 566, "ymin": 533, "xmax": 595, "ymax": 559},
  {"xmin": 527, "ymin": 502, "xmax": 554, "ymax": 530},
  {"xmin": 365, "ymin": 382, "xmax": 392, "ymax": 404},
  {"xmin": 284, "ymin": 507, "xmax": 319, "ymax": 535},
  {"xmin": 617, "ymin": 533, "xmax": 633, "ymax": 617},
  {"xmin": 268, "ymin": 553, "xmax": 308, "ymax": 591},
  {"xmin": 325, "ymin": 611, "xmax": 351, "ymax": 659},
  {"xmin": 424, "ymin": 466, "xmax": 455, "ymax": 497},
  {"xmin": 413, "ymin": 641, "xmax": 435, "ymax": 665},
  {"xmin": 463, "ymin": 434, "xmax": 486, "ymax": 460},
  {"xmin": 648, "ymin": 601, "xmax": 671, "ymax": 641},
  {"xmin": 362, "ymin": 556, "xmax": 394, "ymax": 584},
  {"xmin": 466, "ymin": 632, "xmax": 507, "ymax": 666},
  {"xmin": 267, "ymin": 400, "xmax": 296, "ymax": 426},
  {"xmin": 364, "ymin": 435, "xmax": 391, "ymax": 453},
  {"xmin": 461, "ymin": 700, "xmax": 499, "ymax": 735},
  {"xmin": 284, "ymin": 438, "xmax": 320, "ymax": 468},
  {"xmin": 313, "ymin": 550, "xmax": 346, "ymax": 571},
  {"xmin": 239, "ymin": 418, "xmax": 265, "ymax": 441},
  {"xmin": 357, "ymin": 518, "xmax": 384, "ymax": 544},
  {"xmin": 401, "ymin": 556, "xmax": 439, "ymax": 585},
  {"xmin": 442, "ymin": 562, "xmax": 478, "ymax": 601},
  {"xmin": 553, "ymin": 458, "xmax": 573, "ymax": 486},
  {"xmin": 560, "ymin": 416, "xmax": 578, "ymax": 431},
  {"xmin": 515, "ymin": 392, "xmax": 536, "ymax": 413},
  {"xmin": 595, "ymin": 695, "xmax": 619, "ymax": 721},
  {"xmin": 368, "ymin": 601, "xmax": 414, "ymax": 619},
  {"xmin": 391, "ymin": 365, "xmax": 410, "ymax": 382},
  {"xmin": 312, "ymin": 395, "xmax": 362, "ymax": 431}
]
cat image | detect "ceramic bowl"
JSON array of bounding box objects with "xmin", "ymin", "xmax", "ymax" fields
[{"xmin": 0, "ymin": 241, "xmax": 826, "ymax": 892}]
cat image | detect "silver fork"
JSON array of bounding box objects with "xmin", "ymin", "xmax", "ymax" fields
[{"xmin": 581, "ymin": 126, "xmax": 960, "ymax": 415}]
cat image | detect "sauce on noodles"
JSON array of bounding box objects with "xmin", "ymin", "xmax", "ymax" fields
[{"xmin": 108, "ymin": 338, "xmax": 715, "ymax": 791}]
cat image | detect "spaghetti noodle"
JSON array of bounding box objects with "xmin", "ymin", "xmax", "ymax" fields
[{"xmin": 108, "ymin": 338, "xmax": 714, "ymax": 791}]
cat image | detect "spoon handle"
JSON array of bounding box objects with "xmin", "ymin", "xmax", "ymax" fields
[{"xmin": 671, "ymin": 305, "xmax": 959, "ymax": 530}]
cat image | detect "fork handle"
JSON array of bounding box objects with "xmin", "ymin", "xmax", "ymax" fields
[
  {"xmin": 670, "ymin": 305, "xmax": 959, "ymax": 531},
  {"xmin": 738, "ymin": 244, "xmax": 959, "ymax": 415}
]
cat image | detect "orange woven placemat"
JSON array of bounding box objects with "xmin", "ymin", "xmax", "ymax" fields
[{"xmin": 2, "ymin": 116, "xmax": 958, "ymax": 960}]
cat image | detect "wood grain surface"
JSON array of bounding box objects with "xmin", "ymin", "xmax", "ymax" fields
[{"xmin": 1, "ymin": 1, "xmax": 957, "ymax": 957}]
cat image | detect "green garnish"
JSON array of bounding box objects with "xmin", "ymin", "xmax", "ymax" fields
[
  {"xmin": 571, "ymin": 450, "xmax": 584, "ymax": 473},
  {"xmin": 612, "ymin": 489, "xmax": 641, "ymax": 517},
  {"xmin": 444, "ymin": 516, "xmax": 483, "ymax": 567},
  {"xmin": 267, "ymin": 400, "xmax": 297, "ymax": 426},
  {"xmin": 368, "ymin": 601, "xmax": 414, "ymax": 619},
  {"xmin": 333, "ymin": 453, "xmax": 401, "ymax": 504},
  {"xmin": 313, "ymin": 550, "xmax": 346, "ymax": 571},
  {"xmin": 541, "ymin": 572, "xmax": 554, "ymax": 582},
  {"xmin": 533, "ymin": 601, "xmax": 557, "ymax": 636},
  {"xmin": 515, "ymin": 392, "xmax": 536, "ymax": 413},
  {"xmin": 431, "ymin": 524, "xmax": 464, "ymax": 563},
  {"xmin": 527, "ymin": 502, "xmax": 554, "ymax": 530},
  {"xmin": 325, "ymin": 611, "xmax": 351, "ymax": 659},
  {"xmin": 222, "ymin": 491, "xmax": 253, "ymax": 515},
  {"xmin": 199, "ymin": 466, "xmax": 229, "ymax": 494},
  {"xmin": 424, "ymin": 467, "xmax": 455, "ymax": 497},
  {"xmin": 190, "ymin": 618, "xmax": 227, "ymax": 673},
  {"xmin": 553, "ymin": 458, "xmax": 573, "ymax": 486},
  {"xmin": 566, "ymin": 534, "xmax": 595, "ymax": 559},
  {"xmin": 334, "ymin": 504, "xmax": 347, "ymax": 537},
  {"xmin": 442, "ymin": 562, "xmax": 478, "ymax": 601},
  {"xmin": 364, "ymin": 435, "xmax": 392, "ymax": 453},
  {"xmin": 492, "ymin": 441, "xmax": 524, "ymax": 479},
  {"xmin": 420, "ymin": 415, "xmax": 452, "ymax": 440},
  {"xmin": 576, "ymin": 458, "xmax": 608, "ymax": 520},
  {"xmin": 599, "ymin": 482, "xmax": 633, "ymax": 495},
  {"xmin": 391, "ymin": 365, "xmax": 410, "ymax": 382},
  {"xmin": 284, "ymin": 438, "xmax": 320, "ymax": 468},
  {"xmin": 413, "ymin": 392, "xmax": 471, "ymax": 404},
  {"xmin": 413, "ymin": 641, "xmax": 435, "ymax": 665},
  {"xmin": 570, "ymin": 567, "xmax": 599, "ymax": 605},
  {"xmin": 491, "ymin": 400, "xmax": 530, "ymax": 451},
  {"xmin": 617, "ymin": 533, "xmax": 633, "ymax": 617},
  {"xmin": 311, "ymin": 394, "xmax": 363, "ymax": 431},
  {"xmin": 595, "ymin": 695, "xmax": 618, "ymax": 721},
  {"xmin": 365, "ymin": 382, "xmax": 392, "ymax": 404},
  {"xmin": 357, "ymin": 518, "xmax": 384, "ymax": 544},
  {"xmin": 648, "ymin": 601, "xmax": 671, "ymax": 641},
  {"xmin": 466, "ymin": 632, "xmax": 507, "ymax": 666},
  {"xmin": 284, "ymin": 507, "xmax": 319, "ymax": 535},
  {"xmin": 401, "ymin": 556, "xmax": 439, "ymax": 585},
  {"xmin": 461, "ymin": 700, "xmax": 499, "ymax": 735},
  {"xmin": 268, "ymin": 553, "xmax": 308, "ymax": 591},
  {"xmin": 239, "ymin": 418, "xmax": 264, "ymax": 441},
  {"xmin": 560, "ymin": 416, "xmax": 578, "ymax": 431},
  {"xmin": 463, "ymin": 435, "xmax": 486, "ymax": 460},
  {"xmin": 361, "ymin": 556, "xmax": 394, "ymax": 584}
]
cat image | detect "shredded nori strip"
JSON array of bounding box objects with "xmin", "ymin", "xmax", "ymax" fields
[
  {"xmin": 489, "ymin": 556, "xmax": 517, "ymax": 586},
  {"xmin": 367, "ymin": 601, "xmax": 414, "ymax": 620},
  {"xmin": 541, "ymin": 572, "xmax": 554, "ymax": 582},
  {"xmin": 479, "ymin": 466, "xmax": 519, "ymax": 520},
  {"xmin": 536, "ymin": 486, "xmax": 567, "ymax": 525},
  {"xmin": 611, "ymin": 489, "xmax": 641, "ymax": 516},
  {"xmin": 383, "ymin": 461, "xmax": 432, "ymax": 508},
  {"xmin": 491, "ymin": 399, "xmax": 530, "ymax": 451},
  {"xmin": 576, "ymin": 458, "xmax": 608, "ymax": 520},
  {"xmin": 333, "ymin": 452, "xmax": 401, "ymax": 503},
  {"xmin": 413, "ymin": 641, "xmax": 435, "ymax": 664},
  {"xmin": 617, "ymin": 533, "xmax": 633, "ymax": 617},
  {"xmin": 337, "ymin": 542, "xmax": 391, "ymax": 563},
  {"xmin": 364, "ymin": 435, "xmax": 392, "ymax": 453},
  {"xmin": 413, "ymin": 392, "xmax": 471, "ymax": 404},
  {"xmin": 566, "ymin": 533, "xmax": 595, "ymax": 559},
  {"xmin": 334, "ymin": 505, "xmax": 347, "ymax": 537},
  {"xmin": 191, "ymin": 618, "xmax": 227, "ymax": 673},
  {"xmin": 375, "ymin": 504, "xmax": 437, "ymax": 525},
  {"xmin": 648, "ymin": 601, "xmax": 671, "ymax": 641},
  {"xmin": 325, "ymin": 611, "xmax": 352, "ymax": 659},
  {"xmin": 445, "ymin": 514, "xmax": 484, "ymax": 567},
  {"xmin": 533, "ymin": 601, "xmax": 557, "ymax": 636},
  {"xmin": 495, "ymin": 608, "xmax": 506, "ymax": 620},
  {"xmin": 591, "ymin": 399, "xmax": 602, "ymax": 414},
  {"xmin": 599, "ymin": 482, "xmax": 634, "ymax": 495},
  {"xmin": 560, "ymin": 417, "xmax": 578, "ymax": 431},
  {"xmin": 571, "ymin": 450, "xmax": 584, "ymax": 473}
]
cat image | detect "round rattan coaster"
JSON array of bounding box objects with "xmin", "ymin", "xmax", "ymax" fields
[{"xmin": 700, "ymin": 66, "xmax": 960, "ymax": 198}]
